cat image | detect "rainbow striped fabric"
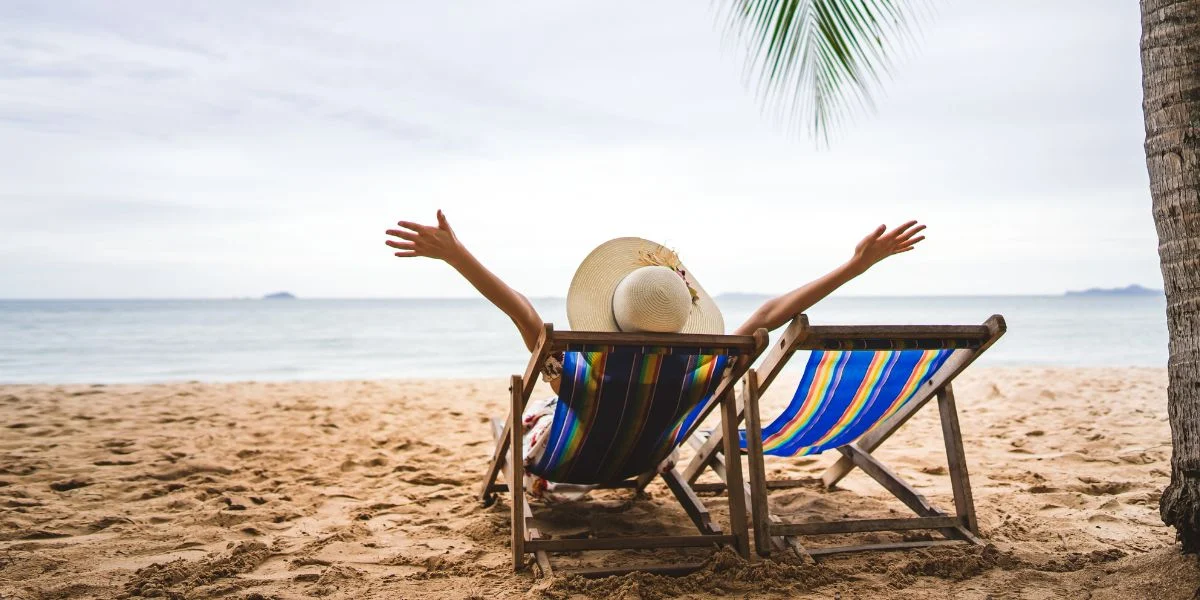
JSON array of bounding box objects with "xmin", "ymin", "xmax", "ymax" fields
[
  {"xmin": 740, "ymin": 349, "xmax": 952, "ymax": 457},
  {"xmin": 530, "ymin": 347, "xmax": 732, "ymax": 484}
]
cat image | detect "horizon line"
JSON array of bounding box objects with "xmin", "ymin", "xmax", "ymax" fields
[{"xmin": 0, "ymin": 292, "xmax": 1157, "ymax": 302}]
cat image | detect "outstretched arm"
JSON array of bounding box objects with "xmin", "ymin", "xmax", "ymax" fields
[
  {"xmin": 733, "ymin": 221, "xmax": 926, "ymax": 335},
  {"xmin": 386, "ymin": 211, "xmax": 544, "ymax": 352}
]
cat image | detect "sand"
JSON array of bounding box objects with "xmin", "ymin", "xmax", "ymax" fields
[{"xmin": 1, "ymin": 367, "xmax": 1198, "ymax": 599}]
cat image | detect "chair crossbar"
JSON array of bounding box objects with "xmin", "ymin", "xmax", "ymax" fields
[
  {"xmin": 771, "ymin": 516, "xmax": 959, "ymax": 537},
  {"xmin": 806, "ymin": 539, "xmax": 965, "ymax": 557},
  {"xmin": 571, "ymin": 562, "xmax": 709, "ymax": 578},
  {"xmin": 800, "ymin": 324, "xmax": 989, "ymax": 344},
  {"xmin": 527, "ymin": 534, "xmax": 735, "ymax": 553},
  {"xmin": 550, "ymin": 330, "xmax": 760, "ymax": 352}
]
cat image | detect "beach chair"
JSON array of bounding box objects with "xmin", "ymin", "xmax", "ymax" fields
[
  {"xmin": 682, "ymin": 314, "xmax": 1006, "ymax": 558},
  {"xmin": 479, "ymin": 324, "xmax": 768, "ymax": 577}
]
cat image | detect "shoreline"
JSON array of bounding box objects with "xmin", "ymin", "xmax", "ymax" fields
[{"xmin": 0, "ymin": 364, "xmax": 1171, "ymax": 388}]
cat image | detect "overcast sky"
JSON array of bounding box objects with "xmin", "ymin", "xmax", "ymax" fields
[{"xmin": 0, "ymin": 1, "xmax": 1154, "ymax": 299}]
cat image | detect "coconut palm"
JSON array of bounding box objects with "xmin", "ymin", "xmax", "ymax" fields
[{"xmin": 723, "ymin": 0, "xmax": 1200, "ymax": 551}]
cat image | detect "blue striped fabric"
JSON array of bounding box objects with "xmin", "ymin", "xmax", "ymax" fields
[
  {"xmin": 739, "ymin": 349, "xmax": 953, "ymax": 457},
  {"xmin": 530, "ymin": 349, "xmax": 730, "ymax": 484}
]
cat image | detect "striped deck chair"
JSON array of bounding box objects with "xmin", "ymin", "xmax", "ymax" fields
[
  {"xmin": 682, "ymin": 314, "xmax": 1006, "ymax": 558},
  {"xmin": 479, "ymin": 324, "xmax": 768, "ymax": 577}
]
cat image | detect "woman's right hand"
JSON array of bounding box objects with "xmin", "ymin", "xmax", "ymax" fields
[
  {"xmin": 385, "ymin": 210, "xmax": 465, "ymax": 264},
  {"xmin": 849, "ymin": 220, "xmax": 926, "ymax": 273}
]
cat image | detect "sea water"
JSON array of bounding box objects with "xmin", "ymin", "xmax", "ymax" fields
[{"xmin": 0, "ymin": 295, "xmax": 1168, "ymax": 384}]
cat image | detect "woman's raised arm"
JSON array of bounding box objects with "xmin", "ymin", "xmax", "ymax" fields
[
  {"xmin": 732, "ymin": 221, "xmax": 927, "ymax": 335},
  {"xmin": 386, "ymin": 210, "xmax": 544, "ymax": 352}
]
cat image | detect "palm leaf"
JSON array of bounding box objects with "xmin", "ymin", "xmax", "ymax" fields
[{"xmin": 722, "ymin": 0, "xmax": 924, "ymax": 142}]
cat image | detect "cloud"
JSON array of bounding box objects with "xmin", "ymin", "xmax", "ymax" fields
[{"xmin": 0, "ymin": 0, "xmax": 1160, "ymax": 299}]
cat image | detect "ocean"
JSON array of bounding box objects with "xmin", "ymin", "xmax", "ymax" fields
[{"xmin": 0, "ymin": 295, "xmax": 1168, "ymax": 384}]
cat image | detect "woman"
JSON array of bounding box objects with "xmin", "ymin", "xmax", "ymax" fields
[{"xmin": 384, "ymin": 210, "xmax": 924, "ymax": 499}]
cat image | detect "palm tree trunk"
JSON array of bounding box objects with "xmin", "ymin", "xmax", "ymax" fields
[{"xmin": 1142, "ymin": 0, "xmax": 1200, "ymax": 553}]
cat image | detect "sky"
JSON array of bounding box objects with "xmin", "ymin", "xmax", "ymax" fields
[{"xmin": 0, "ymin": 0, "xmax": 1156, "ymax": 299}]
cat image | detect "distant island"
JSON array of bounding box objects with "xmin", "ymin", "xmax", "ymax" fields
[
  {"xmin": 1065, "ymin": 284, "xmax": 1161, "ymax": 297},
  {"xmin": 263, "ymin": 292, "xmax": 296, "ymax": 300}
]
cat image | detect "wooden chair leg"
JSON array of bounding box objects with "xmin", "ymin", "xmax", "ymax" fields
[
  {"xmin": 661, "ymin": 467, "xmax": 721, "ymax": 535},
  {"xmin": 719, "ymin": 386, "xmax": 750, "ymax": 559},
  {"xmin": 835, "ymin": 444, "xmax": 939, "ymax": 517},
  {"xmin": 937, "ymin": 384, "xmax": 979, "ymax": 535},
  {"xmin": 509, "ymin": 375, "xmax": 526, "ymax": 571},
  {"xmin": 491, "ymin": 418, "xmax": 553, "ymax": 574},
  {"xmin": 835, "ymin": 443, "xmax": 970, "ymax": 542},
  {"xmin": 743, "ymin": 371, "xmax": 772, "ymax": 557},
  {"xmin": 481, "ymin": 416, "xmax": 511, "ymax": 505},
  {"xmin": 682, "ymin": 394, "xmax": 745, "ymax": 484}
]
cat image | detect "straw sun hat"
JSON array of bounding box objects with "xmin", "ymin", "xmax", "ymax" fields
[{"xmin": 566, "ymin": 237, "xmax": 724, "ymax": 334}]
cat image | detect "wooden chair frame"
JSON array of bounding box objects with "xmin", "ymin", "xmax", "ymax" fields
[
  {"xmin": 479, "ymin": 324, "xmax": 769, "ymax": 577},
  {"xmin": 682, "ymin": 314, "xmax": 1006, "ymax": 558}
]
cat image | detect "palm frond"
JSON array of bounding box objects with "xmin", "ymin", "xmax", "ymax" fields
[{"xmin": 722, "ymin": 0, "xmax": 925, "ymax": 142}]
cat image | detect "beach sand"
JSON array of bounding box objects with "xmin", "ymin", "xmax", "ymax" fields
[{"xmin": 1, "ymin": 367, "xmax": 1197, "ymax": 599}]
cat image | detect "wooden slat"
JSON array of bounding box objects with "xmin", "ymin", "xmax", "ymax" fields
[
  {"xmin": 753, "ymin": 314, "xmax": 812, "ymax": 393},
  {"xmin": 633, "ymin": 467, "xmax": 658, "ymax": 491},
  {"xmin": 661, "ymin": 467, "xmax": 720, "ymax": 535},
  {"xmin": 571, "ymin": 562, "xmax": 708, "ymax": 578},
  {"xmin": 508, "ymin": 376, "xmax": 526, "ymax": 572},
  {"xmin": 529, "ymin": 528, "xmax": 554, "ymax": 577},
  {"xmin": 832, "ymin": 445, "xmax": 965, "ymax": 540},
  {"xmin": 937, "ymin": 384, "xmax": 979, "ymax": 535},
  {"xmin": 481, "ymin": 415, "xmax": 512, "ymax": 504},
  {"xmin": 772, "ymin": 516, "xmax": 959, "ymax": 536},
  {"xmin": 690, "ymin": 479, "xmax": 814, "ymax": 493},
  {"xmin": 520, "ymin": 324, "xmax": 554, "ymax": 402},
  {"xmin": 836, "ymin": 444, "xmax": 939, "ymax": 517},
  {"xmin": 822, "ymin": 315, "xmax": 1007, "ymax": 487},
  {"xmin": 952, "ymin": 525, "xmax": 984, "ymax": 545},
  {"xmin": 719, "ymin": 361, "xmax": 751, "ymax": 559},
  {"xmin": 812, "ymin": 324, "xmax": 991, "ymax": 336},
  {"xmin": 526, "ymin": 534, "xmax": 734, "ymax": 552},
  {"xmin": 492, "ymin": 418, "xmax": 551, "ymax": 573},
  {"xmin": 743, "ymin": 370, "xmax": 772, "ymax": 557},
  {"xmin": 550, "ymin": 330, "xmax": 759, "ymax": 352},
  {"xmin": 762, "ymin": 479, "xmax": 811, "ymax": 490},
  {"xmin": 806, "ymin": 539, "xmax": 965, "ymax": 557},
  {"xmin": 796, "ymin": 324, "xmax": 991, "ymax": 348}
]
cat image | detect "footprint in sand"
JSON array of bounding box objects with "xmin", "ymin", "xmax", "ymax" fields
[
  {"xmin": 49, "ymin": 479, "xmax": 93, "ymax": 492},
  {"xmin": 1069, "ymin": 480, "xmax": 1134, "ymax": 496}
]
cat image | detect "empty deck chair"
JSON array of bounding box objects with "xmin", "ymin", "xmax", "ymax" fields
[
  {"xmin": 480, "ymin": 324, "xmax": 768, "ymax": 577},
  {"xmin": 683, "ymin": 314, "xmax": 1005, "ymax": 558}
]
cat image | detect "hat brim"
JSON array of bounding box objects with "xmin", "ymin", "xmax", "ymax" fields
[{"xmin": 566, "ymin": 237, "xmax": 724, "ymax": 334}]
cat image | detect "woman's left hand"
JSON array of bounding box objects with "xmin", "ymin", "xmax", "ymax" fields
[{"xmin": 849, "ymin": 221, "xmax": 926, "ymax": 272}]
